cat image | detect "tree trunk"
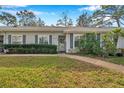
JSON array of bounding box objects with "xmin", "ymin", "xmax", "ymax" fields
[{"xmin": 116, "ymin": 19, "xmax": 120, "ymax": 27}]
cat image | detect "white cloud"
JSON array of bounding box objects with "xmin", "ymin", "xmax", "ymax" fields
[
  {"xmin": 29, "ymin": 11, "xmax": 56, "ymax": 16},
  {"xmin": 79, "ymin": 5, "xmax": 101, "ymax": 11},
  {"xmin": 0, "ymin": 9, "xmax": 47, "ymax": 16},
  {"xmin": 30, "ymin": 10, "xmax": 48, "ymax": 15},
  {"xmin": 0, "ymin": 9, "xmax": 18, "ymax": 15},
  {"xmin": 2, "ymin": 5, "xmax": 27, "ymax": 8}
]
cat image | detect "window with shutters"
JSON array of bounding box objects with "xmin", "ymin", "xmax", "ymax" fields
[
  {"xmin": 49, "ymin": 35, "xmax": 52, "ymax": 45},
  {"xmin": 12, "ymin": 35, "xmax": 22, "ymax": 44},
  {"xmin": 39, "ymin": 35, "xmax": 48, "ymax": 44},
  {"xmin": 0, "ymin": 35, "xmax": 3, "ymax": 44}
]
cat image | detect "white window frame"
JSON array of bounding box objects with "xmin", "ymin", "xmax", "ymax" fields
[
  {"xmin": 74, "ymin": 34, "xmax": 82, "ymax": 48},
  {"xmin": 12, "ymin": 35, "xmax": 22, "ymax": 44},
  {"xmin": 38, "ymin": 35, "xmax": 49, "ymax": 44}
]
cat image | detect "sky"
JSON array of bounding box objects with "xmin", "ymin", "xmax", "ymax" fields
[{"xmin": 0, "ymin": 5, "xmax": 101, "ymax": 26}]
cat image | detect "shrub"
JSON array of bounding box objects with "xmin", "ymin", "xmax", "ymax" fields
[
  {"xmin": 80, "ymin": 33, "xmax": 102, "ymax": 56},
  {"xmin": 102, "ymin": 32, "xmax": 116, "ymax": 57},
  {"xmin": 116, "ymin": 53, "xmax": 123, "ymax": 57},
  {"xmin": 3, "ymin": 44, "xmax": 57, "ymax": 54}
]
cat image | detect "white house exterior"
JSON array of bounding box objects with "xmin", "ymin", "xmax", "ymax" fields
[{"xmin": 0, "ymin": 26, "xmax": 123, "ymax": 53}]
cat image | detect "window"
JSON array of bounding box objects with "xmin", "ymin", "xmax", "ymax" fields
[
  {"xmin": 39, "ymin": 35, "xmax": 48, "ymax": 44},
  {"xmin": 12, "ymin": 35, "xmax": 22, "ymax": 44},
  {"xmin": 96, "ymin": 33, "xmax": 100, "ymax": 41},
  {"xmin": 0, "ymin": 35, "xmax": 3, "ymax": 44},
  {"xmin": 75, "ymin": 35, "xmax": 81, "ymax": 47}
]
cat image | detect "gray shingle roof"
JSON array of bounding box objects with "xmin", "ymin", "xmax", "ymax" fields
[
  {"xmin": 0, "ymin": 26, "xmax": 66, "ymax": 32},
  {"xmin": 0, "ymin": 26, "xmax": 121, "ymax": 33},
  {"xmin": 64, "ymin": 27, "xmax": 114, "ymax": 33}
]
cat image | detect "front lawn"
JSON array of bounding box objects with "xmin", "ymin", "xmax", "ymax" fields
[
  {"xmin": 0, "ymin": 56, "xmax": 124, "ymax": 88},
  {"xmin": 104, "ymin": 57, "xmax": 124, "ymax": 65},
  {"xmin": 78, "ymin": 53, "xmax": 124, "ymax": 66}
]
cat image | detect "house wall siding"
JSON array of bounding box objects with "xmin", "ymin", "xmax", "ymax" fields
[
  {"xmin": 2, "ymin": 32, "xmax": 63, "ymax": 52},
  {"xmin": 0, "ymin": 31, "xmax": 106, "ymax": 53},
  {"xmin": 3, "ymin": 32, "xmax": 62, "ymax": 44}
]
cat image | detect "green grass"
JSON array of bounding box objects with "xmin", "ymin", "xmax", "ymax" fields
[
  {"xmin": 105, "ymin": 56, "xmax": 124, "ymax": 65},
  {"xmin": 77, "ymin": 53, "xmax": 124, "ymax": 66},
  {"xmin": 0, "ymin": 56, "xmax": 124, "ymax": 88}
]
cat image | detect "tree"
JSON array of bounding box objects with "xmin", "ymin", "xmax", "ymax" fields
[
  {"xmin": 102, "ymin": 28, "xmax": 124, "ymax": 57},
  {"xmin": 37, "ymin": 18, "xmax": 45, "ymax": 27},
  {"xmin": 0, "ymin": 12, "xmax": 17, "ymax": 26},
  {"xmin": 56, "ymin": 12, "xmax": 73, "ymax": 27},
  {"xmin": 93, "ymin": 5, "xmax": 124, "ymax": 27},
  {"xmin": 56, "ymin": 19, "xmax": 63, "ymax": 26},
  {"xmin": 68, "ymin": 19, "xmax": 73, "ymax": 26},
  {"xmin": 76, "ymin": 12, "xmax": 92, "ymax": 27},
  {"xmin": 16, "ymin": 10, "xmax": 37, "ymax": 26}
]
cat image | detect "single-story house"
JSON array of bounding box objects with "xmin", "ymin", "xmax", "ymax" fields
[{"xmin": 0, "ymin": 26, "xmax": 123, "ymax": 53}]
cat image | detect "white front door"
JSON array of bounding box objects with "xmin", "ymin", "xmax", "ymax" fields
[{"xmin": 58, "ymin": 36, "xmax": 65, "ymax": 52}]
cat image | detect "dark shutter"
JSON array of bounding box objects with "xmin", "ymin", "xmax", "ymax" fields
[
  {"xmin": 49, "ymin": 35, "xmax": 52, "ymax": 45},
  {"xmin": 8, "ymin": 35, "xmax": 11, "ymax": 44},
  {"xmin": 35, "ymin": 35, "xmax": 38, "ymax": 44},
  {"xmin": 23, "ymin": 35, "xmax": 26, "ymax": 44},
  {"xmin": 70, "ymin": 33, "xmax": 73, "ymax": 48}
]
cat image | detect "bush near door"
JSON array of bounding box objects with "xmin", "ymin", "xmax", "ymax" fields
[{"xmin": 3, "ymin": 44, "xmax": 57, "ymax": 54}]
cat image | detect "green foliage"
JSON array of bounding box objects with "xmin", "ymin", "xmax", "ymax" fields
[
  {"xmin": 80, "ymin": 33, "xmax": 102, "ymax": 55},
  {"xmin": 102, "ymin": 28, "xmax": 124, "ymax": 56},
  {"xmin": 3, "ymin": 44, "xmax": 57, "ymax": 54},
  {"xmin": 16, "ymin": 10, "xmax": 37, "ymax": 26},
  {"xmin": 112, "ymin": 28, "xmax": 122, "ymax": 45},
  {"xmin": 79, "ymin": 28, "xmax": 124, "ymax": 57},
  {"xmin": 93, "ymin": 5, "xmax": 124, "ymax": 27},
  {"xmin": 76, "ymin": 12, "xmax": 92, "ymax": 27},
  {"xmin": 56, "ymin": 12, "xmax": 73, "ymax": 27},
  {"xmin": 0, "ymin": 12, "xmax": 17, "ymax": 26},
  {"xmin": 112, "ymin": 28, "xmax": 124, "ymax": 37},
  {"xmin": 102, "ymin": 32, "xmax": 116, "ymax": 56},
  {"xmin": 37, "ymin": 18, "xmax": 45, "ymax": 27}
]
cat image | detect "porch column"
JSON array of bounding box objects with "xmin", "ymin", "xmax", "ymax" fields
[
  {"xmin": 8, "ymin": 35, "xmax": 11, "ymax": 44},
  {"xmin": 100, "ymin": 34, "xmax": 103, "ymax": 47},
  {"xmin": 65, "ymin": 33, "xmax": 73, "ymax": 53}
]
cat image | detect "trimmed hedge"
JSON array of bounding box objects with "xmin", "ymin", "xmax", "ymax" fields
[{"xmin": 3, "ymin": 44, "xmax": 57, "ymax": 54}]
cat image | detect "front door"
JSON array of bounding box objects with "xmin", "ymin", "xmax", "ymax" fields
[{"xmin": 58, "ymin": 36, "xmax": 66, "ymax": 52}]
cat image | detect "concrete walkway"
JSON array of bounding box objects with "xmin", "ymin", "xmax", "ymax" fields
[
  {"xmin": 63, "ymin": 54, "xmax": 124, "ymax": 74},
  {"xmin": 0, "ymin": 54, "xmax": 124, "ymax": 73}
]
